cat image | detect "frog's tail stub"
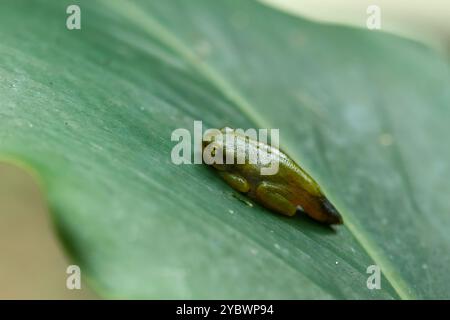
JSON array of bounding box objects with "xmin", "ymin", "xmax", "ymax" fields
[{"xmin": 320, "ymin": 197, "xmax": 344, "ymax": 225}]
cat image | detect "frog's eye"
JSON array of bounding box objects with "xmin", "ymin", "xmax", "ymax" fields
[
  {"xmin": 204, "ymin": 142, "xmax": 223, "ymax": 162},
  {"xmin": 211, "ymin": 146, "xmax": 227, "ymax": 162}
]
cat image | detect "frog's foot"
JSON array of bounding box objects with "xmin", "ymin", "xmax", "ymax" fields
[
  {"xmin": 219, "ymin": 171, "xmax": 250, "ymax": 193},
  {"xmin": 255, "ymin": 181, "xmax": 297, "ymax": 216}
]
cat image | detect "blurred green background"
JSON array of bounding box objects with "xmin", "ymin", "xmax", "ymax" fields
[{"xmin": 0, "ymin": 0, "xmax": 448, "ymax": 299}]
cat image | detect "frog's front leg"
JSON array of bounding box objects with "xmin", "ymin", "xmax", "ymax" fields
[
  {"xmin": 255, "ymin": 181, "xmax": 297, "ymax": 216},
  {"xmin": 219, "ymin": 171, "xmax": 250, "ymax": 193}
]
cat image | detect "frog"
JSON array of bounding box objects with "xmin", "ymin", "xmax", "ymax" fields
[{"xmin": 202, "ymin": 127, "xmax": 343, "ymax": 225}]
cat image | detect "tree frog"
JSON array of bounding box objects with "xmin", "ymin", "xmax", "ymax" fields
[{"xmin": 202, "ymin": 127, "xmax": 343, "ymax": 225}]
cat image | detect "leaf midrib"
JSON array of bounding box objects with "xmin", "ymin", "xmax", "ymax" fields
[{"xmin": 103, "ymin": 0, "xmax": 414, "ymax": 300}]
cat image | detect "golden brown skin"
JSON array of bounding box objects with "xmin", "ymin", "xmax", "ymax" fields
[{"xmin": 203, "ymin": 128, "xmax": 343, "ymax": 225}]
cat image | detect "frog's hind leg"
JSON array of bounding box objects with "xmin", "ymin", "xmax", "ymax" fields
[
  {"xmin": 218, "ymin": 171, "xmax": 250, "ymax": 193},
  {"xmin": 255, "ymin": 181, "xmax": 297, "ymax": 216}
]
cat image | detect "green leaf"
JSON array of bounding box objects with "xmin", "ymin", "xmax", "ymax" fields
[{"xmin": 1, "ymin": 0, "xmax": 449, "ymax": 299}]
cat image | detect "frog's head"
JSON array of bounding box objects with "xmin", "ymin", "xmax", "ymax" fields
[
  {"xmin": 202, "ymin": 128, "xmax": 224, "ymax": 152},
  {"xmin": 202, "ymin": 127, "xmax": 235, "ymax": 170}
]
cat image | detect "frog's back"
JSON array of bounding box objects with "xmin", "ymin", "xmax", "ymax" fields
[{"xmin": 227, "ymin": 133, "xmax": 322, "ymax": 196}]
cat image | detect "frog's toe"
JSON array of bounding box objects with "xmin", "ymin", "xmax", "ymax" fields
[{"xmin": 219, "ymin": 172, "xmax": 250, "ymax": 193}]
